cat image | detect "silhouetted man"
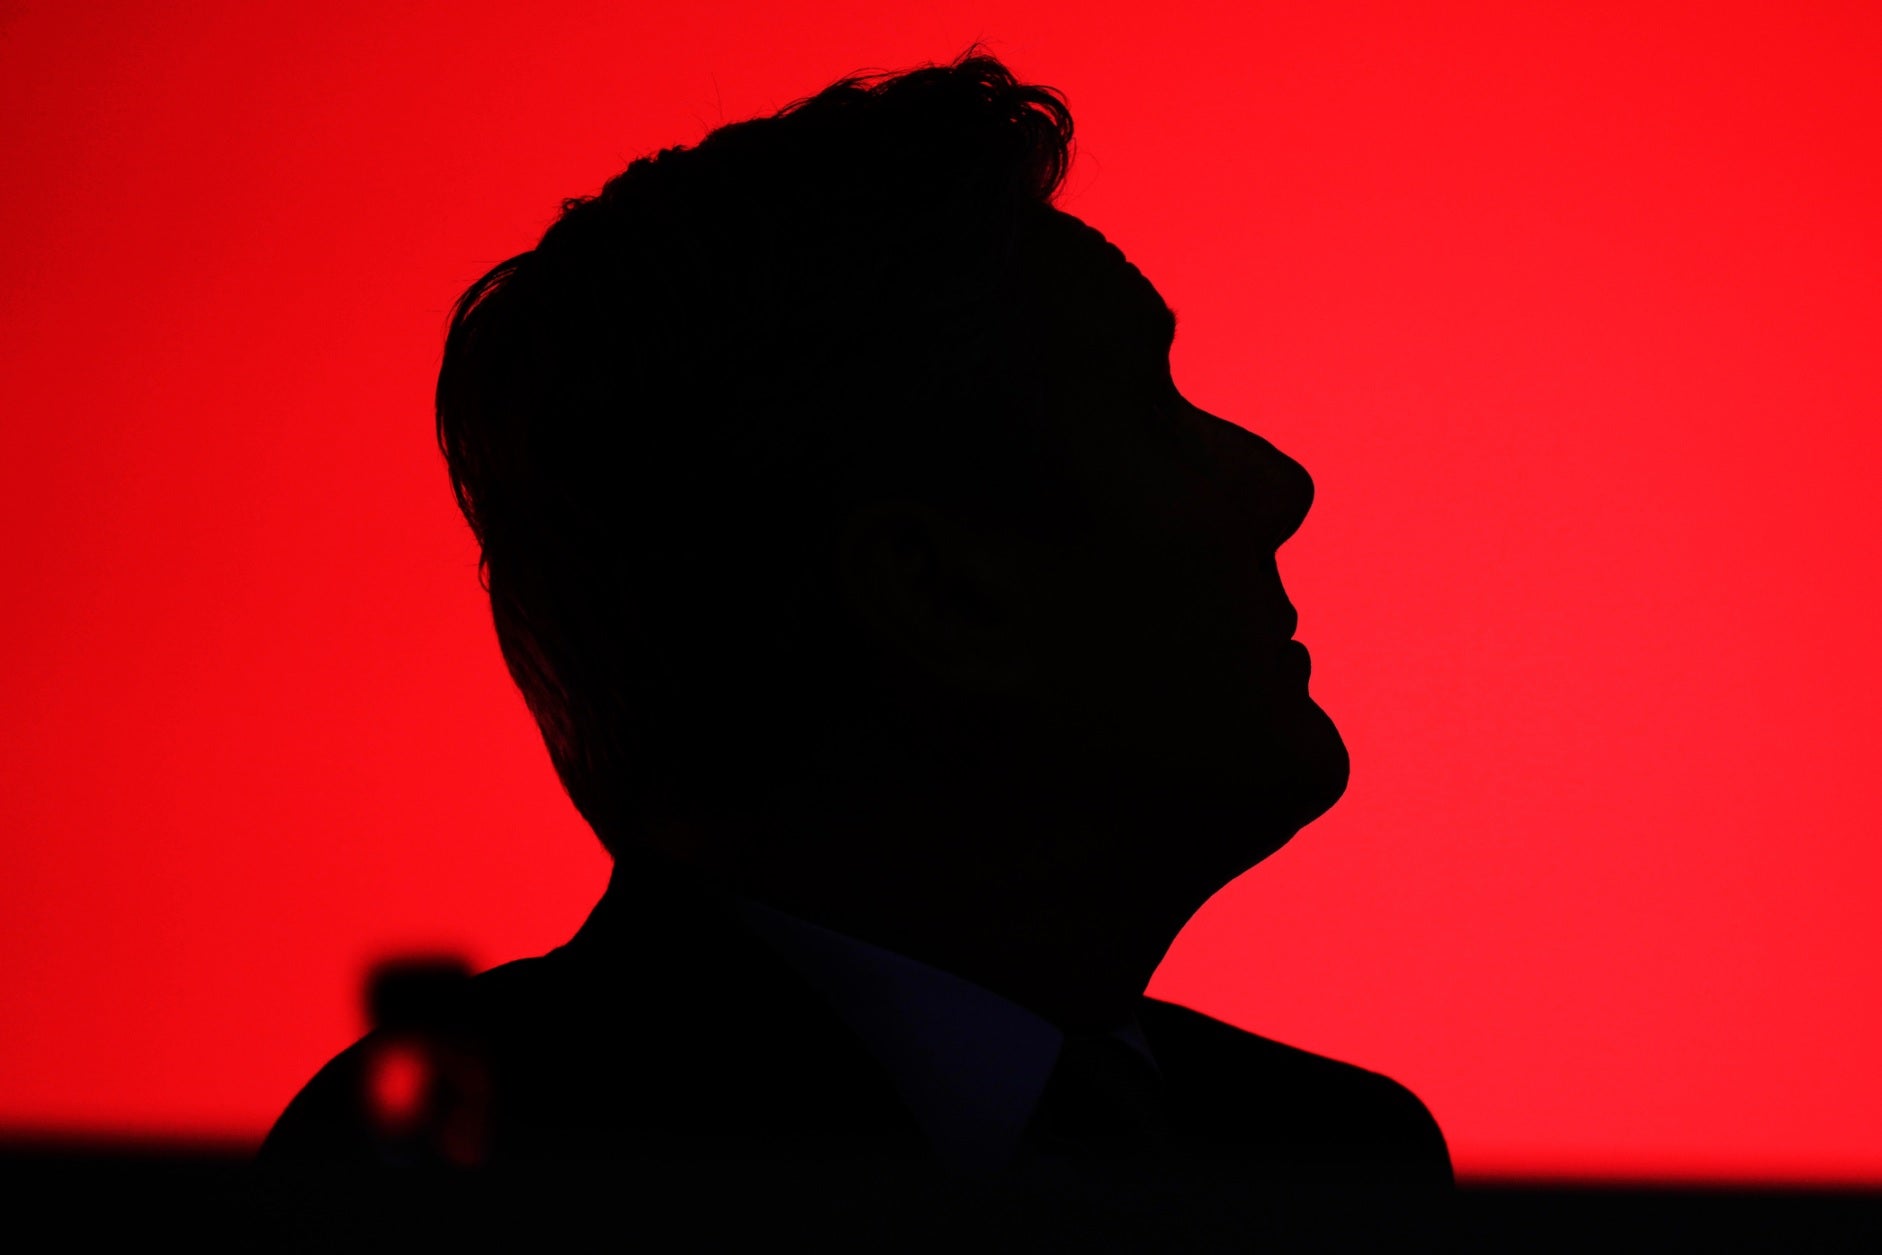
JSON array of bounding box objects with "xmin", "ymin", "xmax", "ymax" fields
[{"xmin": 260, "ymin": 48, "xmax": 1451, "ymax": 1242}]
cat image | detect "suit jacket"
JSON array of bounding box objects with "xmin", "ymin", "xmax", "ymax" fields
[{"xmin": 261, "ymin": 844, "xmax": 1452, "ymax": 1240}]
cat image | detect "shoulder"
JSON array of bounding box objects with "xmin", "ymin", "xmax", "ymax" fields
[
  {"xmin": 256, "ymin": 940, "xmax": 918, "ymax": 1164},
  {"xmin": 1139, "ymin": 995, "xmax": 1453, "ymax": 1187}
]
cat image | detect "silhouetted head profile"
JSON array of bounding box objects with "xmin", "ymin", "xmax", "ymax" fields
[{"xmin": 435, "ymin": 48, "xmax": 1346, "ymax": 1034}]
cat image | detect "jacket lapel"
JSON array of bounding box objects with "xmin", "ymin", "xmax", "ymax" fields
[{"xmin": 552, "ymin": 847, "xmax": 934, "ymax": 1160}]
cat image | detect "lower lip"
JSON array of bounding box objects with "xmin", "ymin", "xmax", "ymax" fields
[{"xmin": 1282, "ymin": 640, "xmax": 1309, "ymax": 677}]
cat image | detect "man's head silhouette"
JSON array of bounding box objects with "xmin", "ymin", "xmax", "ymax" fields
[{"xmin": 435, "ymin": 49, "xmax": 1346, "ymax": 1035}]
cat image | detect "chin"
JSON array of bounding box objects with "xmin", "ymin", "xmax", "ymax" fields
[
  {"xmin": 1208, "ymin": 695, "xmax": 1350, "ymax": 879},
  {"xmin": 1286, "ymin": 695, "xmax": 1351, "ymax": 825}
]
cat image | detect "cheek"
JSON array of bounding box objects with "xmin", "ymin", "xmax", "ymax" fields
[{"xmin": 1025, "ymin": 443, "xmax": 1246, "ymax": 691}]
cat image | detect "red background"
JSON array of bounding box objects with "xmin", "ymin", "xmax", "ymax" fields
[{"xmin": 3, "ymin": 1, "xmax": 1878, "ymax": 1185}]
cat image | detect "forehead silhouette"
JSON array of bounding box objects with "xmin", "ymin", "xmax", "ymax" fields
[{"xmin": 1015, "ymin": 211, "xmax": 1177, "ymax": 367}]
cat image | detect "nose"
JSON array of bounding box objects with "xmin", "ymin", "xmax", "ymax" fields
[
  {"xmin": 1216, "ymin": 419, "xmax": 1315, "ymax": 549},
  {"xmin": 1269, "ymin": 447, "xmax": 1314, "ymax": 548}
]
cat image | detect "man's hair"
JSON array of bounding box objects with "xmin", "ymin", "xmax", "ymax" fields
[{"xmin": 435, "ymin": 48, "xmax": 1078, "ymax": 855}]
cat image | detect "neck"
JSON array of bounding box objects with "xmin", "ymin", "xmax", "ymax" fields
[{"xmin": 637, "ymin": 799, "xmax": 1199, "ymax": 1035}]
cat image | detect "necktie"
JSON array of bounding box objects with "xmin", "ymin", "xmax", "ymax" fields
[{"xmin": 1017, "ymin": 1030, "xmax": 1175, "ymax": 1162}]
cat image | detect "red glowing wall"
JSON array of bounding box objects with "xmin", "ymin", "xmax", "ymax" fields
[{"xmin": 2, "ymin": 1, "xmax": 1878, "ymax": 1184}]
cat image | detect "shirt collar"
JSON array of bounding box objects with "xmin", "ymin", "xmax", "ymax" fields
[{"xmin": 709, "ymin": 882, "xmax": 1158, "ymax": 1174}]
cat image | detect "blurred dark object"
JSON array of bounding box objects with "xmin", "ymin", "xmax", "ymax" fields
[
  {"xmin": 358, "ymin": 954, "xmax": 489, "ymax": 1167},
  {"xmin": 364, "ymin": 954, "xmax": 474, "ymax": 1033}
]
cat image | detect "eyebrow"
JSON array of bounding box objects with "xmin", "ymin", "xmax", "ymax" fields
[{"xmin": 1157, "ymin": 300, "xmax": 1178, "ymax": 348}]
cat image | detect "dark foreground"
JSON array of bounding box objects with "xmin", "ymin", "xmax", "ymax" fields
[{"xmin": 2, "ymin": 1138, "xmax": 1876, "ymax": 1252}]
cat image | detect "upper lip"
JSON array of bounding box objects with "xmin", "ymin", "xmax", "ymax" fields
[{"xmin": 1276, "ymin": 607, "xmax": 1299, "ymax": 641}]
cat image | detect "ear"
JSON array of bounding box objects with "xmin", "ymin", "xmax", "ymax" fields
[{"xmin": 833, "ymin": 498, "xmax": 1036, "ymax": 693}]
